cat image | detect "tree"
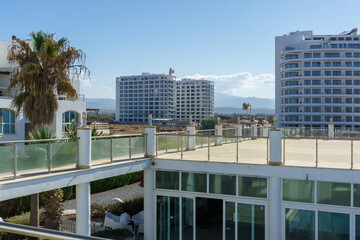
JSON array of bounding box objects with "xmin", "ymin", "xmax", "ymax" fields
[
  {"xmin": 7, "ymin": 31, "xmax": 89, "ymax": 126},
  {"xmin": 6, "ymin": 31, "xmax": 88, "ymax": 229},
  {"xmin": 200, "ymin": 117, "xmax": 218, "ymax": 130}
]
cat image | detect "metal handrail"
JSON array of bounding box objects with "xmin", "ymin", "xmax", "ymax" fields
[
  {"xmin": 0, "ymin": 221, "xmax": 106, "ymax": 240},
  {"xmin": 0, "ymin": 138, "xmax": 78, "ymax": 145},
  {"xmin": 91, "ymin": 133, "xmax": 145, "ymax": 139}
]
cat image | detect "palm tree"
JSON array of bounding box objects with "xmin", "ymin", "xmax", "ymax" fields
[
  {"xmin": 6, "ymin": 31, "xmax": 89, "ymax": 228},
  {"xmin": 7, "ymin": 31, "xmax": 89, "ymax": 126}
]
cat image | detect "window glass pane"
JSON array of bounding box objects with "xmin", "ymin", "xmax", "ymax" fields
[
  {"xmin": 3, "ymin": 124, "xmax": 9, "ymax": 134},
  {"xmin": 225, "ymin": 202, "xmax": 235, "ymax": 240},
  {"xmin": 238, "ymin": 177, "xmax": 267, "ymax": 198},
  {"xmin": 3, "ymin": 109, "xmax": 9, "ymax": 123},
  {"xmin": 356, "ymin": 215, "xmax": 360, "ymax": 240},
  {"xmin": 283, "ymin": 179, "xmax": 314, "ymax": 203},
  {"xmin": 10, "ymin": 111, "xmax": 15, "ymax": 123},
  {"xmin": 182, "ymin": 198, "xmax": 193, "ymax": 240},
  {"xmin": 353, "ymin": 184, "xmax": 360, "ymax": 207},
  {"xmin": 181, "ymin": 172, "xmax": 207, "ymax": 193},
  {"xmin": 157, "ymin": 196, "xmax": 180, "ymax": 240},
  {"xmin": 209, "ymin": 174, "xmax": 236, "ymax": 195},
  {"xmin": 156, "ymin": 171, "xmax": 179, "ymax": 190},
  {"xmin": 238, "ymin": 204, "xmax": 265, "ymax": 240},
  {"xmin": 318, "ymin": 211, "xmax": 349, "ymax": 240},
  {"xmin": 285, "ymin": 209, "xmax": 315, "ymax": 240},
  {"xmin": 317, "ymin": 181, "xmax": 350, "ymax": 206}
]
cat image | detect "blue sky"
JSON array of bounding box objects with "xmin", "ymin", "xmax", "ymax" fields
[{"xmin": 1, "ymin": 0, "xmax": 360, "ymax": 100}]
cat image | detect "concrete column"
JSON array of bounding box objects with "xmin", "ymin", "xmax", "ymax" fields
[
  {"xmin": 215, "ymin": 124, "xmax": 222, "ymax": 145},
  {"xmin": 268, "ymin": 176, "xmax": 281, "ymax": 240},
  {"xmin": 328, "ymin": 124, "xmax": 334, "ymax": 139},
  {"xmin": 30, "ymin": 194, "xmax": 39, "ymax": 227},
  {"xmin": 144, "ymin": 169, "xmax": 155, "ymax": 240},
  {"xmin": 251, "ymin": 124, "xmax": 258, "ymax": 137},
  {"xmin": 145, "ymin": 127, "xmax": 156, "ymax": 158},
  {"xmin": 235, "ymin": 124, "xmax": 242, "ymax": 138},
  {"xmin": 76, "ymin": 128, "xmax": 91, "ymax": 236},
  {"xmin": 186, "ymin": 126, "xmax": 196, "ymax": 150},
  {"xmin": 269, "ymin": 129, "xmax": 282, "ymax": 166}
]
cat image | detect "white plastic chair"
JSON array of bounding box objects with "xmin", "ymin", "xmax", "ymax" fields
[{"xmin": 132, "ymin": 211, "xmax": 144, "ymax": 235}]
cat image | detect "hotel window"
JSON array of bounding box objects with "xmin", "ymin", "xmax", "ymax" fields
[
  {"xmin": 354, "ymin": 107, "xmax": 360, "ymax": 113},
  {"xmin": 304, "ymin": 98, "xmax": 311, "ymax": 103},
  {"xmin": 346, "ymin": 80, "xmax": 352, "ymax": 85},
  {"xmin": 333, "ymin": 80, "xmax": 342, "ymax": 85},
  {"xmin": 312, "ymin": 107, "xmax": 321, "ymax": 112},
  {"xmin": 354, "ymin": 62, "xmax": 360, "ymax": 67},
  {"xmin": 324, "ymin": 71, "xmax": 331, "ymax": 76},
  {"xmin": 346, "ymin": 52, "xmax": 352, "ymax": 58},
  {"xmin": 346, "ymin": 116, "xmax": 352, "ymax": 122},
  {"xmin": 333, "ymin": 71, "xmax": 341, "ymax": 76},
  {"xmin": 312, "ymin": 98, "xmax": 321, "ymax": 103},
  {"xmin": 324, "ymin": 80, "xmax": 331, "ymax": 85},
  {"xmin": 346, "ymin": 71, "xmax": 353, "ymax": 76},
  {"xmin": 304, "ymin": 80, "xmax": 311, "ymax": 85},
  {"xmin": 238, "ymin": 176, "xmax": 267, "ymax": 198},
  {"xmin": 346, "ymin": 107, "xmax": 352, "ymax": 112},
  {"xmin": 355, "ymin": 89, "xmax": 360, "ymax": 94},
  {"xmin": 346, "ymin": 98, "xmax": 353, "ymax": 103},
  {"xmin": 312, "ymin": 116, "xmax": 321, "ymax": 122},
  {"xmin": 62, "ymin": 111, "xmax": 79, "ymax": 132},
  {"xmin": 355, "ymin": 98, "xmax": 360, "ymax": 103},
  {"xmin": 333, "ymin": 98, "xmax": 342, "ymax": 103},
  {"xmin": 354, "ymin": 52, "xmax": 360, "ymax": 58},
  {"xmin": 0, "ymin": 109, "xmax": 16, "ymax": 134},
  {"xmin": 333, "ymin": 107, "xmax": 342, "ymax": 113},
  {"xmin": 345, "ymin": 61, "xmax": 352, "ymax": 67},
  {"xmin": 181, "ymin": 172, "xmax": 207, "ymax": 193},
  {"xmin": 283, "ymin": 179, "xmax": 314, "ymax": 203},
  {"xmin": 304, "ymin": 62, "xmax": 311, "ymax": 67},
  {"xmin": 312, "ymin": 62, "xmax": 321, "ymax": 67},
  {"xmin": 324, "ymin": 89, "xmax": 331, "ymax": 94},
  {"xmin": 317, "ymin": 181, "xmax": 350, "ymax": 206},
  {"xmin": 304, "ymin": 53, "xmax": 312, "ymax": 58},
  {"xmin": 324, "ymin": 62, "xmax": 331, "ymax": 67},
  {"xmin": 333, "ymin": 62, "xmax": 341, "ymax": 67},
  {"xmin": 354, "ymin": 71, "xmax": 360, "ymax": 76},
  {"xmin": 325, "ymin": 107, "xmax": 331, "ymax": 113},
  {"xmin": 304, "ymin": 71, "xmax": 311, "ymax": 76},
  {"xmin": 304, "ymin": 116, "xmax": 311, "ymax": 121},
  {"xmin": 285, "ymin": 209, "xmax": 315, "ymax": 240},
  {"xmin": 312, "ymin": 89, "xmax": 321, "ymax": 94},
  {"xmin": 324, "ymin": 52, "xmax": 340, "ymax": 58},
  {"xmin": 312, "ymin": 71, "xmax": 321, "ymax": 76},
  {"xmin": 355, "ymin": 116, "xmax": 360, "ymax": 122},
  {"xmin": 209, "ymin": 174, "xmax": 236, "ymax": 195},
  {"xmin": 313, "ymin": 53, "xmax": 321, "ymax": 58},
  {"xmin": 156, "ymin": 171, "xmax": 179, "ymax": 190},
  {"xmin": 333, "ymin": 89, "xmax": 342, "ymax": 94},
  {"xmin": 304, "ymin": 107, "xmax": 311, "ymax": 112},
  {"xmin": 304, "ymin": 89, "xmax": 311, "ymax": 94},
  {"xmin": 346, "ymin": 89, "xmax": 352, "ymax": 94},
  {"xmin": 312, "ymin": 80, "xmax": 321, "ymax": 85}
]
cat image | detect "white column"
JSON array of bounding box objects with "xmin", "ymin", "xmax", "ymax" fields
[
  {"xmin": 144, "ymin": 169, "xmax": 155, "ymax": 240},
  {"xmin": 268, "ymin": 176, "xmax": 281, "ymax": 240},
  {"xmin": 251, "ymin": 124, "xmax": 258, "ymax": 137},
  {"xmin": 269, "ymin": 129, "xmax": 282, "ymax": 166},
  {"xmin": 76, "ymin": 127, "xmax": 91, "ymax": 236},
  {"xmin": 235, "ymin": 124, "xmax": 242, "ymax": 138},
  {"xmin": 76, "ymin": 183, "xmax": 90, "ymax": 235},
  {"xmin": 328, "ymin": 124, "xmax": 334, "ymax": 139},
  {"xmin": 145, "ymin": 127, "xmax": 156, "ymax": 158},
  {"xmin": 215, "ymin": 124, "xmax": 222, "ymax": 145},
  {"xmin": 186, "ymin": 126, "xmax": 196, "ymax": 150}
]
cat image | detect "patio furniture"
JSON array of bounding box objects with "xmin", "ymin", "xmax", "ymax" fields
[
  {"xmin": 103, "ymin": 212, "xmax": 133, "ymax": 232},
  {"xmin": 132, "ymin": 211, "xmax": 144, "ymax": 235}
]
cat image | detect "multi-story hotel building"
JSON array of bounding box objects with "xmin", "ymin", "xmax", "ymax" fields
[
  {"xmin": 115, "ymin": 72, "xmax": 214, "ymax": 123},
  {"xmin": 276, "ymin": 29, "xmax": 360, "ymax": 129},
  {"xmin": 0, "ymin": 40, "xmax": 86, "ymax": 141}
]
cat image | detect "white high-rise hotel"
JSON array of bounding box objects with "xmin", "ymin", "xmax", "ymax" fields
[
  {"xmin": 115, "ymin": 72, "xmax": 214, "ymax": 123},
  {"xmin": 276, "ymin": 29, "xmax": 360, "ymax": 129}
]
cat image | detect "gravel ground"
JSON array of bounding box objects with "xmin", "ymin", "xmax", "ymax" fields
[{"xmin": 63, "ymin": 182, "xmax": 144, "ymax": 211}]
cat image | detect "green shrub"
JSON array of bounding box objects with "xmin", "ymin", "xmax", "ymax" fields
[
  {"xmin": 92, "ymin": 228, "xmax": 133, "ymax": 240},
  {"xmin": 91, "ymin": 203, "xmax": 107, "ymax": 219},
  {"xmin": 109, "ymin": 197, "xmax": 143, "ymax": 217},
  {"xmin": 90, "ymin": 172, "xmax": 141, "ymax": 194},
  {"xmin": 61, "ymin": 186, "xmax": 74, "ymax": 201},
  {"xmin": 200, "ymin": 117, "xmax": 218, "ymax": 130}
]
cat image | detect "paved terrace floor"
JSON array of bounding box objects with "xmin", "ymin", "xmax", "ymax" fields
[{"xmin": 156, "ymin": 138, "xmax": 360, "ymax": 170}]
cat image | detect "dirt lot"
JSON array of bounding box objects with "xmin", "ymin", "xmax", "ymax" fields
[{"xmin": 108, "ymin": 123, "xmax": 186, "ymax": 135}]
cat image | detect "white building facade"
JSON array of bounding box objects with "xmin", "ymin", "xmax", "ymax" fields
[
  {"xmin": 115, "ymin": 73, "xmax": 214, "ymax": 123},
  {"xmin": 0, "ymin": 40, "xmax": 86, "ymax": 141},
  {"xmin": 276, "ymin": 30, "xmax": 360, "ymax": 129}
]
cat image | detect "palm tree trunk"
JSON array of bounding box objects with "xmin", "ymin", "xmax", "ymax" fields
[{"xmin": 30, "ymin": 193, "xmax": 39, "ymax": 227}]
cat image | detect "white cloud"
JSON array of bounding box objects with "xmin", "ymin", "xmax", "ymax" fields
[
  {"xmin": 100, "ymin": 86, "xmax": 113, "ymax": 92},
  {"xmin": 182, "ymin": 72, "xmax": 275, "ymax": 98},
  {"xmin": 72, "ymin": 72, "xmax": 94, "ymax": 87}
]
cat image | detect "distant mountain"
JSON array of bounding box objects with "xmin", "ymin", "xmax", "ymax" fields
[
  {"xmin": 215, "ymin": 93, "xmax": 275, "ymax": 109},
  {"xmin": 86, "ymin": 94, "xmax": 275, "ymax": 114},
  {"xmin": 86, "ymin": 98, "xmax": 115, "ymax": 111},
  {"xmin": 215, "ymin": 107, "xmax": 274, "ymax": 115}
]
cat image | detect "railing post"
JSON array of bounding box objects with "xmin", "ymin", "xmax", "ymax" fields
[
  {"xmin": 181, "ymin": 135, "xmax": 183, "ymax": 160},
  {"xmin": 165, "ymin": 135, "xmax": 168, "ymax": 153},
  {"xmin": 13, "ymin": 143, "xmax": 17, "ymax": 179},
  {"xmin": 235, "ymin": 124, "xmax": 242, "ymax": 141},
  {"xmin": 236, "ymin": 136, "xmax": 239, "ymax": 162},
  {"xmin": 186, "ymin": 126, "xmax": 196, "ymax": 151},
  {"xmin": 269, "ymin": 129, "xmax": 282, "ymax": 166},
  {"xmin": 215, "ymin": 124, "xmax": 223, "ymax": 146},
  {"xmin": 251, "ymin": 124, "xmax": 258, "ymax": 138},
  {"xmin": 145, "ymin": 127, "xmax": 156, "ymax": 158},
  {"xmin": 328, "ymin": 124, "xmax": 335, "ymax": 139},
  {"xmin": 269, "ymin": 176, "xmax": 281, "ymax": 240},
  {"xmin": 76, "ymin": 127, "xmax": 91, "ymax": 236}
]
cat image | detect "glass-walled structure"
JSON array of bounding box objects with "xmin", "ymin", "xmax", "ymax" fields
[{"xmin": 154, "ymin": 170, "xmax": 360, "ymax": 240}]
